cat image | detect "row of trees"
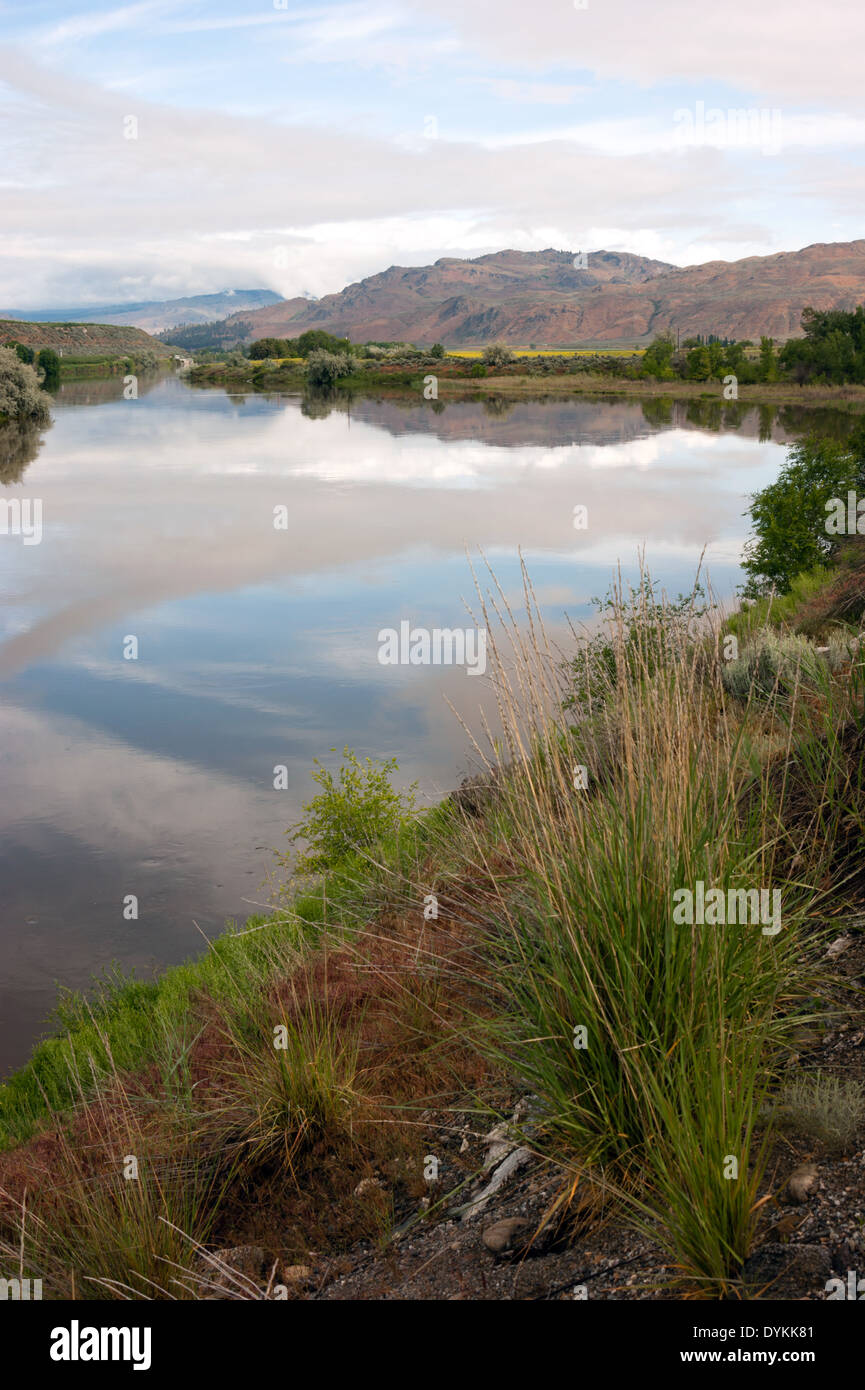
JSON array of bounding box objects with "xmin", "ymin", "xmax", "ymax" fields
[
  {"xmin": 641, "ymin": 334, "xmax": 779, "ymax": 384},
  {"xmin": 778, "ymin": 307, "xmax": 865, "ymax": 385},
  {"xmin": 248, "ymin": 329, "xmax": 352, "ymax": 360},
  {"xmin": 627, "ymin": 306, "xmax": 865, "ymax": 388}
]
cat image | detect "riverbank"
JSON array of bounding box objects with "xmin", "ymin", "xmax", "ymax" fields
[
  {"xmin": 188, "ymin": 358, "xmax": 865, "ymax": 409},
  {"xmin": 2, "ymin": 550, "xmax": 864, "ymax": 1300}
]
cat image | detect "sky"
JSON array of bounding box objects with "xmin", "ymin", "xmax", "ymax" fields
[{"xmin": 1, "ymin": 0, "xmax": 863, "ymax": 308}]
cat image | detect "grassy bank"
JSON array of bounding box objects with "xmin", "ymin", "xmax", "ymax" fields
[
  {"xmin": 188, "ymin": 357, "xmax": 865, "ymax": 408},
  {"xmin": 56, "ymin": 353, "xmax": 175, "ymax": 380},
  {"xmin": 1, "ymin": 557, "xmax": 864, "ymax": 1299}
]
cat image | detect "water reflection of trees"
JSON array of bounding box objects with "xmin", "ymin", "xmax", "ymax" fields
[
  {"xmin": 300, "ymin": 389, "xmax": 340, "ymax": 420},
  {"xmin": 0, "ymin": 417, "xmax": 50, "ymax": 485},
  {"xmin": 641, "ymin": 397, "xmax": 674, "ymax": 428},
  {"xmin": 55, "ymin": 370, "xmax": 164, "ymax": 408},
  {"xmin": 482, "ymin": 395, "xmax": 514, "ymax": 418},
  {"xmin": 775, "ymin": 405, "xmax": 862, "ymax": 442}
]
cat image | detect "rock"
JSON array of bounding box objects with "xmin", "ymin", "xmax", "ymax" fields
[
  {"xmin": 482, "ymin": 1217, "xmax": 531, "ymax": 1256},
  {"xmin": 826, "ymin": 934, "xmax": 854, "ymax": 960},
  {"xmin": 482, "ymin": 1119, "xmax": 516, "ymax": 1171},
  {"xmin": 282, "ymin": 1264, "xmax": 312, "ymax": 1285},
  {"xmin": 457, "ymin": 1146, "xmax": 535, "ymax": 1220},
  {"xmin": 743, "ymin": 1242, "xmax": 831, "ymax": 1294},
  {"xmin": 773, "ymin": 1212, "xmax": 802, "ymax": 1242},
  {"xmin": 787, "ymin": 1162, "xmax": 819, "ymax": 1204}
]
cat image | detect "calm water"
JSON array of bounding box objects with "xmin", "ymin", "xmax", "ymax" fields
[{"xmin": 0, "ymin": 375, "xmax": 854, "ymax": 1075}]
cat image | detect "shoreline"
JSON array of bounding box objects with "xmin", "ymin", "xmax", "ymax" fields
[{"xmin": 188, "ymin": 362, "xmax": 865, "ymax": 409}]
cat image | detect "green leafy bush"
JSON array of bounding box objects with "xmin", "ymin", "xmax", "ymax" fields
[{"xmin": 285, "ymin": 747, "xmax": 417, "ymax": 876}]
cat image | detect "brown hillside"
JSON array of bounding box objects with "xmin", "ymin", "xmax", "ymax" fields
[
  {"xmin": 217, "ymin": 240, "xmax": 865, "ymax": 348},
  {"xmin": 0, "ymin": 320, "xmax": 166, "ymax": 356}
]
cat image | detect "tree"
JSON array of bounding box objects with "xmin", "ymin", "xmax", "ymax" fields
[
  {"xmin": 740, "ymin": 431, "xmax": 865, "ymax": 595},
  {"xmin": 707, "ymin": 341, "xmax": 725, "ymax": 379},
  {"xmin": 249, "ymin": 337, "xmax": 298, "ymax": 360},
  {"xmin": 37, "ymin": 348, "xmax": 61, "ymax": 389},
  {"xmin": 757, "ymin": 336, "xmax": 778, "ymax": 383},
  {"xmin": 640, "ymin": 334, "xmax": 676, "ymax": 380},
  {"xmin": 686, "ymin": 345, "xmax": 711, "ymax": 381},
  {"xmin": 297, "ymin": 329, "xmax": 352, "ymax": 357},
  {"xmin": 430, "ymin": 342, "xmax": 445, "ymax": 359}
]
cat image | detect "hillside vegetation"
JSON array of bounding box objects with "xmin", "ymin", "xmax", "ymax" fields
[{"xmin": 0, "ymin": 319, "xmax": 167, "ymax": 356}]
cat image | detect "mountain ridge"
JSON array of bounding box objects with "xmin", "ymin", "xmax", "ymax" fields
[
  {"xmin": 0, "ymin": 289, "xmax": 284, "ymax": 337},
  {"xmin": 195, "ymin": 241, "xmax": 865, "ymax": 348}
]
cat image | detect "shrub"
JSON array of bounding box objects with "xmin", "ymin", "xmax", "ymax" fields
[
  {"xmin": 482, "ymin": 342, "xmax": 513, "ymax": 368},
  {"xmin": 770, "ymin": 1072, "xmax": 865, "ymax": 1153},
  {"xmin": 721, "ymin": 629, "xmax": 851, "ymax": 701},
  {"xmin": 430, "ymin": 342, "xmax": 445, "ymax": 359},
  {"xmin": 284, "ymin": 747, "xmax": 417, "ymax": 876},
  {"xmin": 306, "ymin": 349, "xmax": 355, "ymax": 389},
  {"xmin": 3, "ymin": 341, "xmax": 35, "ymax": 365},
  {"xmin": 469, "ymin": 362, "xmax": 487, "ymax": 378},
  {"xmin": 0, "ymin": 346, "xmax": 52, "ymax": 424}
]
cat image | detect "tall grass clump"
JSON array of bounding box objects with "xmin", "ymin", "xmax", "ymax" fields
[{"xmin": 458, "ymin": 557, "xmax": 825, "ymax": 1293}]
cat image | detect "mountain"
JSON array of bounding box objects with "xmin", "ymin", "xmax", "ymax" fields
[
  {"xmin": 0, "ymin": 290, "xmax": 283, "ymax": 337},
  {"xmin": 200, "ymin": 242, "xmax": 865, "ymax": 348}
]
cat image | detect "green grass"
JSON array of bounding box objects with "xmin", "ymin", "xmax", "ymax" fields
[
  {"xmin": 446, "ymin": 558, "xmax": 841, "ymax": 1291},
  {"xmin": 725, "ymin": 563, "xmax": 839, "ymax": 641}
]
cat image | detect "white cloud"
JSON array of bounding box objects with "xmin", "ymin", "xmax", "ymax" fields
[
  {"xmin": 404, "ymin": 0, "xmax": 865, "ymax": 111},
  {"xmin": 33, "ymin": 0, "xmax": 176, "ymax": 47}
]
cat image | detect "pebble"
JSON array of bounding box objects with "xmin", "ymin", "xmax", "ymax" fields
[
  {"xmin": 482, "ymin": 1217, "xmax": 531, "ymax": 1255},
  {"xmin": 788, "ymin": 1162, "xmax": 819, "ymax": 1204}
]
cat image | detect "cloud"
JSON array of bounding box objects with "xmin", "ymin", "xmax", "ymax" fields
[
  {"xmin": 404, "ymin": 0, "xmax": 865, "ymax": 111},
  {"xmin": 33, "ymin": 0, "xmax": 175, "ymax": 47},
  {"xmin": 479, "ymin": 78, "xmax": 584, "ymax": 106},
  {"xmin": 0, "ymin": 7, "xmax": 863, "ymax": 308}
]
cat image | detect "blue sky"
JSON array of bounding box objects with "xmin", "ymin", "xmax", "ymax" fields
[{"xmin": 1, "ymin": 0, "xmax": 863, "ymax": 306}]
